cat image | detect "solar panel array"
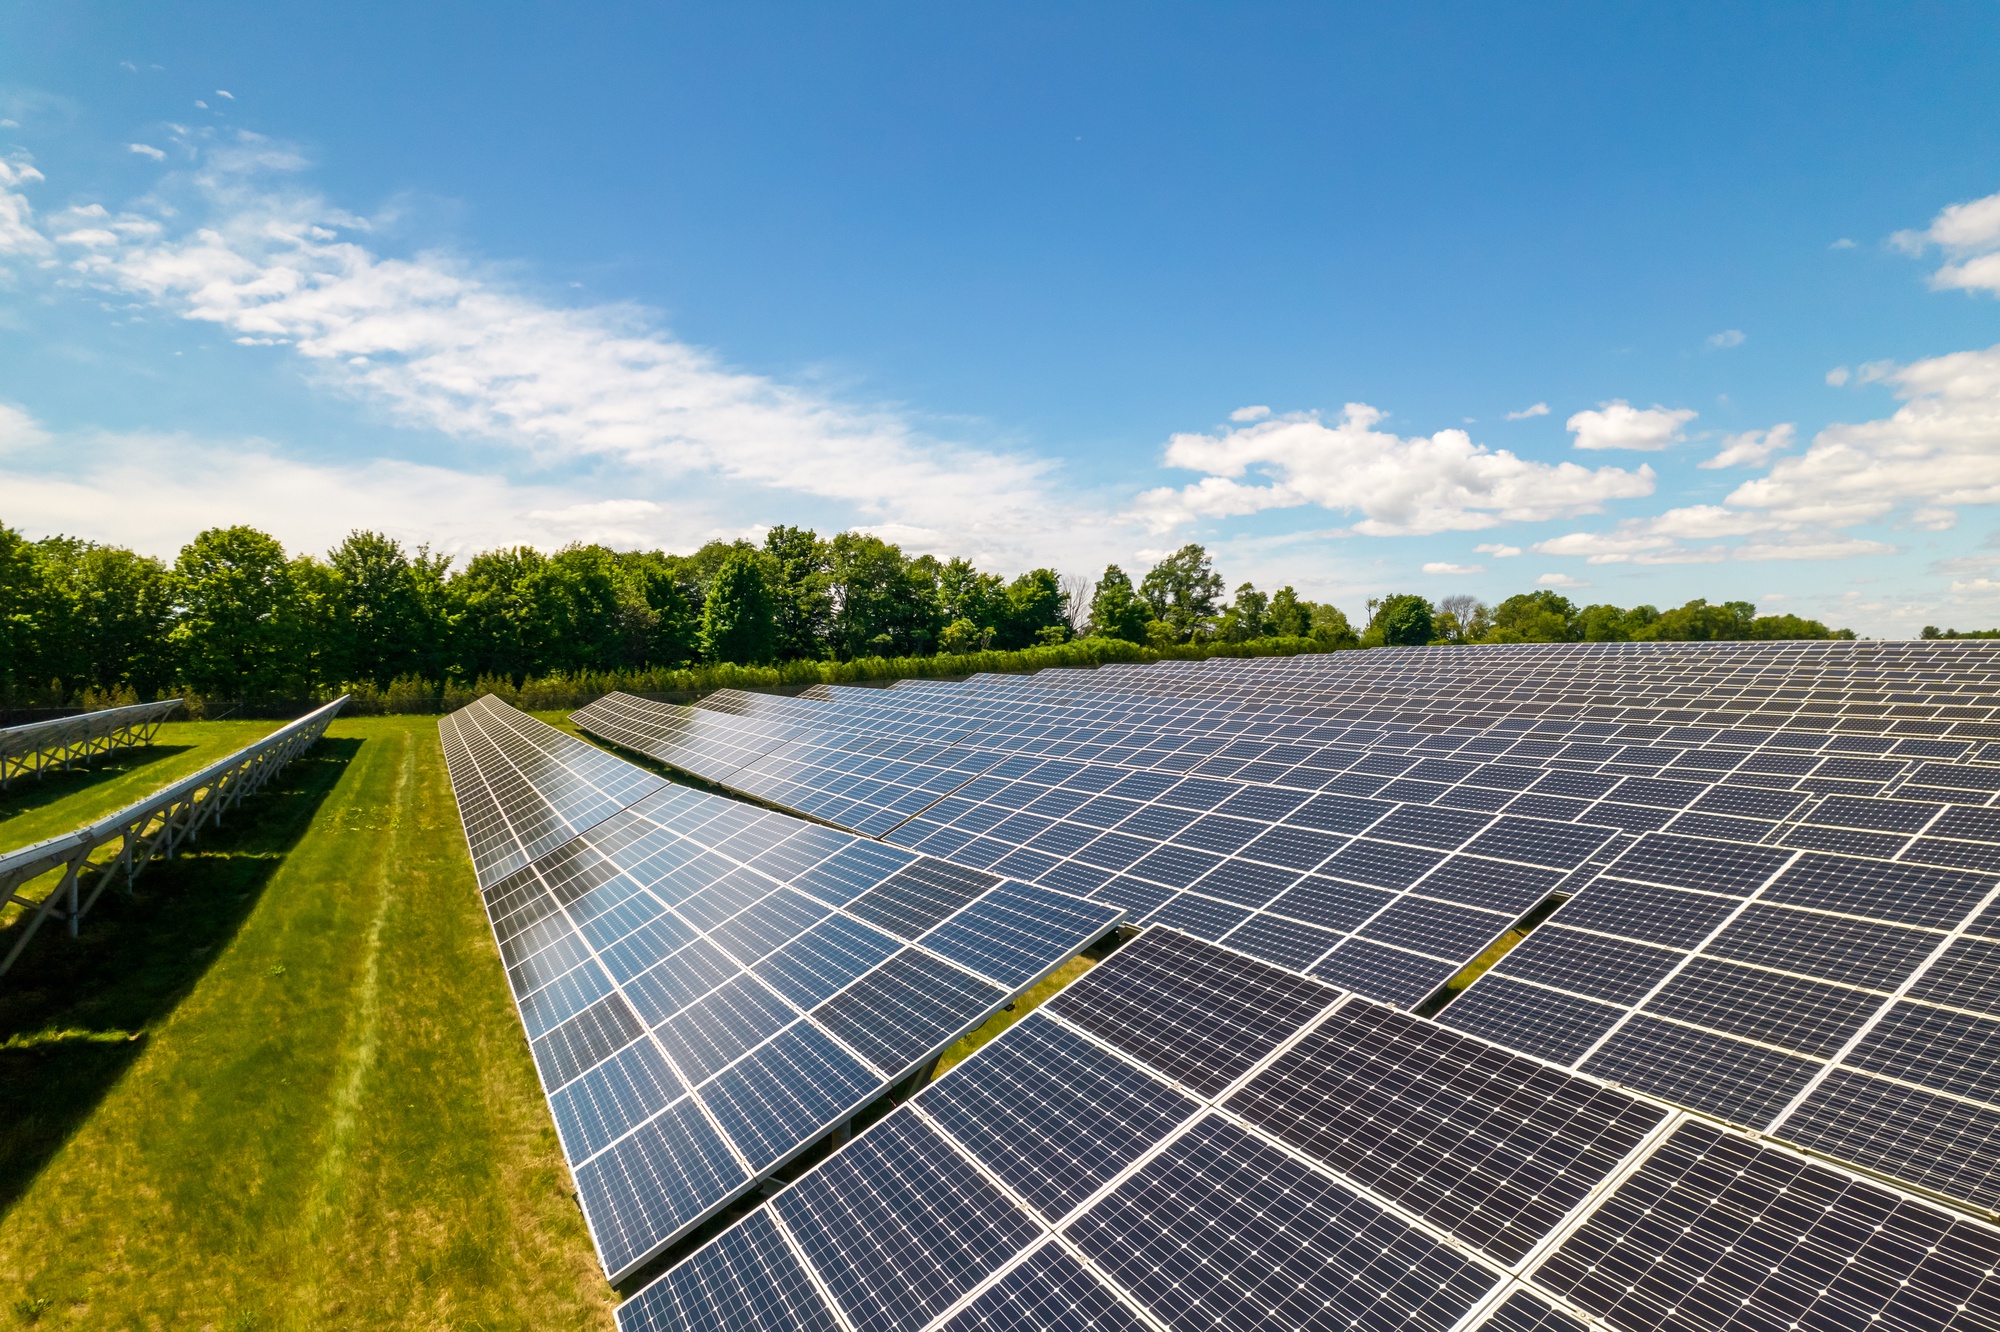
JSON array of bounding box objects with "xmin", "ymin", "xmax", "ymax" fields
[
  {"xmin": 438, "ymin": 696, "xmax": 1124, "ymax": 1280},
  {"xmin": 621, "ymin": 925, "xmax": 2000, "ymax": 1332},
  {"xmin": 576, "ymin": 640, "xmax": 2000, "ymax": 1323}
]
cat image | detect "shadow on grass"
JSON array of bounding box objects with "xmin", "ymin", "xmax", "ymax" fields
[
  {"xmin": 0, "ymin": 744, "xmax": 195, "ymax": 824},
  {"xmin": 0, "ymin": 735, "xmax": 360, "ymax": 1217}
]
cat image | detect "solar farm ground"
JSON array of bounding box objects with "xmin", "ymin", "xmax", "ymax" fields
[{"xmin": 0, "ymin": 715, "xmax": 617, "ymax": 1330}]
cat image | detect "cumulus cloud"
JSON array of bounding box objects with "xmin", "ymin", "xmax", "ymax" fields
[
  {"xmin": 1706, "ymin": 329, "xmax": 1746, "ymax": 350},
  {"xmin": 1723, "ymin": 344, "xmax": 2000, "ymax": 530},
  {"xmin": 1131, "ymin": 404, "xmax": 1653, "ymax": 536},
  {"xmin": 8, "ymin": 136, "xmax": 1113, "ymax": 570},
  {"xmin": 1894, "ymin": 188, "xmax": 2000, "ymax": 296},
  {"xmin": 1473, "ymin": 542, "xmax": 1522, "ymax": 557},
  {"xmin": 1537, "ymin": 573, "xmax": 1588, "ymax": 588},
  {"xmin": 1566, "ymin": 399, "xmax": 1697, "ymax": 451},
  {"xmin": 1421, "ymin": 562, "xmax": 1484, "ymax": 575},
  {"xmin": 1826, "ymin": 367, "xmax": 1851, "ymax": 387},
  {"xmin": 127, "ymin": 143, "xmax": 166, "ymax": 161},
  {"xmin": 1505, "ymin": 402, "xmax": 1549, "ymax": 420},
  {"xmin": 1229, "ymin": 405, "xmax": 1271, "ymax": 422},
  {"xmin": 1700, "ymin": 423, "xmax": 1795, "ymax": 469}
]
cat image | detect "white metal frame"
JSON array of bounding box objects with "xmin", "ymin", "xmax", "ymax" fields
[
  {"xmin": 0, "ymin": 696, "xmax": 348, "ymax": 976},
  {"xmin": 0, "ymin": 698, "xmax": 186, "ymax": 789}
]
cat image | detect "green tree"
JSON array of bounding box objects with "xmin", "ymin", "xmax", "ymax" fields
[
  {"xmin": 1308, "ymin": 602, "xmax": 1360, "ymax": 649},
  {"xmin": 327, "ymin": 530, "xmax": 427, "ymax": 687},
  {"xmin": 701, "ymin": 548, "xmax": 779, "ymax": 664},
  {"xmin": 449, "ymin": 546, "xmax": 546, "ymax": 681},
  {"xmin": 1219, "ymin": 583, "xmax": 1270, "ymax": 642},
  {"xmin": 997, "ymin": 568, "xmax": 1065, "ymax": 649},
  {"xmin": 169, "ymin": 526, "xmax": 304, "ymax": 698},
  {"xmin": 764, "ymin": 526, "xmax": 834, "ymax": 661},
  {"xmin": 1138, "ymin": 544, "xmax": 1225, "ymax": 642},
  {"xmin": 31, "ymin": 537, "xmax": 173, "ymax": 697},
  {"xmin": 1266, "ymin": 586, "xmax": 1309, "ymax": 639},
  {"xmin": 1648, "ymin": 598, "xmax": 1754, "ymax": 641},
  {"xmin": 1363, "ymin": 594, "xmax": 1434, "ymax": 647},
  {"xmin": 1486, "ymin": 591, "xmax": 1580, "ymax": 643},
  {"xmin": 1087, "ymin": 565, "xmax": 1152, "ymax": 643},
  {"xmin": 939, "ymin": 618, "xmax": 990, "ymax": 654},
  {"xmin": 937, "ymin": 557, "xmax": 1004, "ymax": 639},
  {"xmin": 1748, "ymin": 612, "xmax": 1839, "ymax": 640},
  {"xmin": 829, "ymin": 533, "xmax": 942, "ymax": 658},
  {"xmin": 0, "ymin": 522, "xmax": 55, "ymax": 701},
  {"xmin": 619, "ymin": 550, "xmax": 701, "ymax": 668}
]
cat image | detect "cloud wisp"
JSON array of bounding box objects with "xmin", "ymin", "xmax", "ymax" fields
[{"xmin": 3, "ymin": 136, "xmax": 1115, "ymax": 570}]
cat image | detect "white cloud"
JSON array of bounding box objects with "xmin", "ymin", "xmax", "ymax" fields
[
  {"xmin": 1734, "ymin": 537, "xmax": 1897, "ymax": 561},
  {"xmin": 1505, "ymin": 402, "xmax": 1549, "ymax": 420},
  {"xmin": 1229, "ymin": 405, "xmax": 1271, "ymax": 422},
  {"xmin": 1565, "ymin": 399, "xmax": 1697, "ymax": 451},
  {"xmin": 0, "ymin": 401, "xmax": 51, "ymax": 450},
  {"xmin": 1894, "ymin": 189, "xmax": 2000, "ymax": 295},
  {"xmin": 1421, "ymin": 562, "xmax": 1484, "ymax": 575},
  {"xmin": 1826, "ymin": 366, "xmax": 1851, "ymax": 387},
  {"xmin": 215, "ymin": 90, "xmax": 235, "ymax": 100},
  {"xmin": 1473, "ymin": 542, "xmax": 1522, "ymax": 557},
  {"xmin": 1131, "ymin": 404, "xmax": 1653, "ymax": 537},
  {"xmin": 0, "ymin": 157, "xmax": 49, "ymax": 256},
  {"xmin": 1700, "ymin": 423, "xmax": 1795, "ymax": 469},
  {"xmin": 1830, "ymin": 238, "xmax": 1856, "ymax": 250},
  {"xmin": 1724, "ymin": 344, "xmax": 2000, "ymax": 528},
  {"xmin": 1537, "ymin": 573, "xmax": 1588, "ymax": 588},
  {"xmin": 127, "ymin": 143, "xmax": 165, "ymax": 161},
  {"xmin": 1706, "ymin": 329, "xmax": 1746, "ymax": 350},
  {"xmin": 18, "ymin": 138, "xmax": 1113, "ymax": 570}
]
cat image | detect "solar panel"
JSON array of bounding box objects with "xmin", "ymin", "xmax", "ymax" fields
[
  {"xmin": 439, "ymin": 698, "xmax": 1123, "ymax": 1281},
  {"xmin": 587, "ymin": 642, "xmax": 2000, "ymax": 1330}
]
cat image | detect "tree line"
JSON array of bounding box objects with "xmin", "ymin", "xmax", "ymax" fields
[{"xmin": 0, "ymin": 519, "xmax": 1850, "ymax": 706}]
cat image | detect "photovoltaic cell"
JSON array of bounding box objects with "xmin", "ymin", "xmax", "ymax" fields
[
  {"xmin": 919, "ymin": 1012, "xmax": 1199, "ymax": 1220},
  {"xmin": 1226, "ymin": 1001, "xmax": 1666, "ymax": 1264},
  {"xmin": 772, "ymin": 1109, "xmax": 1043, "ymax": 1332},
  {"xmin": 1067, "ymin": 1115, "xmax": 1500, "ymax": 1332},
  {"xmin": 936, "ymin": 1243, "xmax": 1148, "ymax": 1332},
  {"xmin": 1046, "ymin": 929, "xmax": 1336, "ymax": 1097},
  {"xmin": 615, "ymin": 1210, "xmax": 841, "ymax": 1332},
  {"xmin": 812, "ymin": 949, "xmax": 1007, "ymax": 1078},
  {"xmin": 1536, "ymin": 1120, "xmax": 2000, "ymax": 1332}
]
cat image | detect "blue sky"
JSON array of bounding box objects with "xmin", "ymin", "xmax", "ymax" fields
[{"xmin": 1, "ymin": 3, "xmax": 1998, "ymax": 635}]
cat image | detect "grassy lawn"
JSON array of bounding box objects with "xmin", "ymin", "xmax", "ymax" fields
[
  {"xmin": 1, "ymin": 720, "xmax": 284, "ymax": 858},
  {"xmin": 0, "ymin": 715, "xmax": 613, "ymax": 1331}
]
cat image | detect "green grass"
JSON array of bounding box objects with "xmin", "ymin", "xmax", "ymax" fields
[
  {"xmin": 932, "ymin": 954, "xmax": 1097, "ymax": 1078},
  {"xmin": 1, "ymin": 720, "xmax": 283, "ymax": 858},
  {"xmin": 0, "ymin": 715, "xmax": 613, "ymax": 1330}
]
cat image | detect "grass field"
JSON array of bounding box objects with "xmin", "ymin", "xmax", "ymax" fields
[{"xmin": 0, "ymin": 715, "xmax": 613, "ymax": 1330}]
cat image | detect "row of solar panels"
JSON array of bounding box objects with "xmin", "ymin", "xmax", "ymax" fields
[
  {"xmin": 438, "ymin": 696, "xmax": 1124, "ymax": 1280},
  {"xmin": 1078, "ymin": 639, "xmax": 2000, "ymax": 724},
  {"xmin": 621, "ymin": 925, "xmax": 2000, "ymax": 1332},
  {"xmin": 570, "ymin": 657, "xmax": 2000, "ymax": 1220}
]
